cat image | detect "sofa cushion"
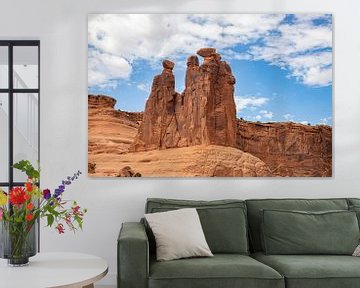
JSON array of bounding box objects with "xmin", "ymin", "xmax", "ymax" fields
[
  {"xmin": 149, "ymin": 254, "xmax": 284, "ymax": 288},
  {"xmin": 261, "ymin": 209, "xmax": 359, "ymax": 255},
  {"xmin": 146, "ymin": 198, "xmax": 249, "ymax": 254},
  {"xmin": 252, "ymin": 252, "xmax": 360, "ymax": 288},
  {"xmin": 246, "ymin": 198, "xmax": 349, "ymax": 252}
]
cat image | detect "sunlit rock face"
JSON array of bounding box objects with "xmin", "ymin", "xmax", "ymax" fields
[
  {"xmin": 130, "ymin": 48, "xmax": 237, "ymax": 152},
  {"xmin": 237, "ymin": 120, "xmax": 332, "ymax": 177}
]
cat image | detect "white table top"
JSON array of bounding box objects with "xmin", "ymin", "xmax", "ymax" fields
[{"xmin": 0, "ymin": 252, "xmax": 108, "ymax": 288}]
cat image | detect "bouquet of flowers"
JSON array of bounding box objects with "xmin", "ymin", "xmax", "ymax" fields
[{"xmin": 0, "ymin": 160, "xmax": 87, "ymax": 265}]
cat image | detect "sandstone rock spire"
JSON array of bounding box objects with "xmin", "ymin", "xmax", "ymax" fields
[
  {"xmin": 130, "ymin": 48, "xmax": 237, "ymax": 152},
  {"xmin": 130, "ymin": 59, "xmax": 180, "ymax": 152}
]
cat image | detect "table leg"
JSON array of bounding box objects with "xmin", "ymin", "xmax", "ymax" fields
[{"xmin": 82, "ymin": 284, "xmax": 94, "ymax": 288}]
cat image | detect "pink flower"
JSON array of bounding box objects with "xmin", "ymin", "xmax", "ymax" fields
[
  {"xmin": 65, "ymin": 214, "xmax": 71, "ymax": 225},
  {"xmin": 56, "ymin": 223, "xmax": 65, "ymax": 234},
  {"xmin": 72, "ymin": 205, "xmax": 80, "ymax": 215},
  {"xmin": 0, "ymin": 208, "xmax": 3, "ymax": 220}
]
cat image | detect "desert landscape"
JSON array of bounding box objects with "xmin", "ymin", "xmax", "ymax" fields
[{"xmin": 88, "ymin": 48, "xmax": 332, "ymax": 177}]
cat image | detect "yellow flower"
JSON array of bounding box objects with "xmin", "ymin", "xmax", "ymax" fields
[{"xmin": 0, "ymin": 190, "xmax": 7, "ymax": 206}]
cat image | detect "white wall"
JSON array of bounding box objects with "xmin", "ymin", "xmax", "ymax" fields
[{"xmin": 1, "ymin": 0, "xmax": 360, "ymax": 286}]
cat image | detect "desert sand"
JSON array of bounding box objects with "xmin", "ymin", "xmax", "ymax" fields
[{"xmin": 90, "ymin": 145, "xmax": 270, "ymax": 177}]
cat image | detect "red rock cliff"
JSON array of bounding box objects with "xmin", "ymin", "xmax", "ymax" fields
[
  {"xmin": 88, "ymin": 95, "xmax": 141, "ymax": 156},
  {"xmin": 237, "ymin": 119, "xmax": 332, "ymax": 177}
]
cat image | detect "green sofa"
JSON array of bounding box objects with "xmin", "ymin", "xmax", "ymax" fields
[{"xmin": 118, "ymin": 198, "xmax": 360, "ymax": 288}]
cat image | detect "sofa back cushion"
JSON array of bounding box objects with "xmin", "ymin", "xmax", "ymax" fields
[
  {"xmin": 246, "ymin": 198, "xmax": 349, "ymax": 252},
  {"xmin": 145, "ymin": 198, "xmax": 249, "ymax": 254},
  {"xmin": 348, "ymin": 198, "xmax": 360, "ymax": 207},
  {"xmin": 347, "ymin": 199, "xmax": 360, "ymax": 228},
  {"xmin": 261, "ymin": 209, "xmax": 359, "ymax": 255}
]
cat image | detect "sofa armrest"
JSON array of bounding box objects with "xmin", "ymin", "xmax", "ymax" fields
[{"xmin": 118, "ymin": 222, "xmax": 149, "ymax": 288}]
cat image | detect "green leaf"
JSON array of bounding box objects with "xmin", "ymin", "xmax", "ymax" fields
[
  {"xmin": 12, "ymin": 160, "xmax": 40, "ymax": 180},
  {"xmin": 46, "ymin": 205, "xmax": 60, "ymax": 217},
  {"xmin": 76, "ymin": 218, "xmax": 83, "ymax": 230},
  {"xmin": 47, "ymin": 214, "xmax": 54, "ymax": 227}
]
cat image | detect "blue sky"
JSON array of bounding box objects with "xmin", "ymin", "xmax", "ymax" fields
[{"xmin": 88, "ymin": 14, "xmax": 332, "ymax": 126}]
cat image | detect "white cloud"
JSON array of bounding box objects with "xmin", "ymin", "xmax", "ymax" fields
[
  {"xmin": 235, "ymin": 96, "xmax": 269, "ymax": 111},
  {"xmin": 137, "ymin": 83, "xmax": 150, "ymax": 93},
  {"xmin": 283, "ymin": 113, "xmax": 295, "ymax": 120},
  {"xmin": 97, "ymin": 80, "xmax": 118, "ymax": 90},
  {"xmin": 88, "ymin": 14, "xmax": 285, "ymax": 87},
  {"xmin": 88, "ymin": 49, "xmax": 132, "ymax": 88},
  {"xmin": 249, "ymin": 15, "xmax": 332, "ymax": 87},
  {"xmin": 300, "ymin": 121, "xmax": 310, "ymax": 125},
  {"xmin": 259, "ymin": 110, "xmax": 274, "ymax": 119},
  {"xmin": 88, "ymin": 14, "xmax": 285, "ymax": 61},
  {"xmin": 88, "ymin": 14, "xmax": 332, "ymax": 88},
  {"xmin": 254, "ymin": 115, "xmax": 262, "ymax": 121},
  {"xmin": 302, "ymin": 65, "xmax": 332, "ymax": 86},
  {"xmin": 88, "ymin": 14, "xmax": 284, "ymax": 62},
  {"xmin": 319, "ymin": 116, "xmax": 332, "ymax": 125}
]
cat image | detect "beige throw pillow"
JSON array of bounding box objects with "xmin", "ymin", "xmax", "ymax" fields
[
  {"xmin": 145, "ymin": 208, "xmax": 213, "ymax": 261},
  {"xmin": 353, "ymin": 244, "xmax": 360, "ymax": 256}
]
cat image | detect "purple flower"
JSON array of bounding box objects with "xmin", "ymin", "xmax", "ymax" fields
[
  {"xmin": 43, "ymin": 189, "xmax": 51, "ymax": 200},
  {"xmin": 54, "ymin": 189, "xmax": 63, "ymax": 199},
  {"xmin": 54, "ymin": 171, "xmax": 82, "ymax": 199}
]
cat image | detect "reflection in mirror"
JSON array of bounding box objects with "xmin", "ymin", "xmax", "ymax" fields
[
  {"xmin": 0, "ymin": 94, "xmax": 9, "ymax": 182},
  {"xmin": 0, "ymin": 46, "xmax": 8, "ymax": 89},
  {"xmin": 13, "ymin": 46, "xmax": 38, "ymax": 89},
  {"xmin": 13, "ymin": 93, "xmax": 39, "ymax": 182}
]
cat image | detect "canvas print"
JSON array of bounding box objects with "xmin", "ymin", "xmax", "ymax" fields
[{"xmin": 88, "ymin": 14, "xmax": 332, "ymax": 177}]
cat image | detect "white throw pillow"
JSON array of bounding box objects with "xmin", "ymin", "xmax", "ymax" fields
[
  {"xmin": 353, "ymin": 244, "xmax": 360, "ymax": 256},
  {"xmin": 145, "ymin": 208, "xmax": 213, "ymax": 261}
]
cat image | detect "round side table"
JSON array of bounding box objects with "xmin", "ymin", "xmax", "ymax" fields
[{"xmin": 0, "ymin": 252, "xmax": 108, "ymax": 288}]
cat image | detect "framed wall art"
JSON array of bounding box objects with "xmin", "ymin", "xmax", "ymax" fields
[{"xmin": 88, "ymin": 14, "xmax": 332, "ymax": 177}]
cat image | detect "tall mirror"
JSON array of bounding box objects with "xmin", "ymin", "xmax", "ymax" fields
[
  {"xmin": 0, "ymin": 41, "xmax": 40, "ymax": 190},
  {"xmin": 0, "ymin": 41, "xmax": 40, "ymax": 255}
]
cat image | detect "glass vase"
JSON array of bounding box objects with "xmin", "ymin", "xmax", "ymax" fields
[{"xmin": 0, "ymin": 220, "xmax": 37, "ymax": 266}]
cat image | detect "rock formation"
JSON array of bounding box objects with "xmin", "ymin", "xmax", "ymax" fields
[
  {"xmin": 88, "ymin": 95, "xmax": 141, "ymax": 175},
  {"xmin": 129, "ymin": 60, "xmax": 180, "ymax": 151},
  {"xmin": 88, "ymin": 95, "xmax": 332, "ymax": 177},
  {"xmin": 88, "ymin": 95, "xmax": 142, "ymax": 131},
  {"xmin": 88, "ymin": 162, "xmax": 96, "ymax": 174},
  {"xmin": 130, "ymin": 48, "xmax": 237, "ymax": 151},
  {"xmin": 237, "ymin": 120, "xmax": 332, "ymax": 177},
  {"xmin": 118, "ymin": 166, "xmax": 141, "ymax": 177}
]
